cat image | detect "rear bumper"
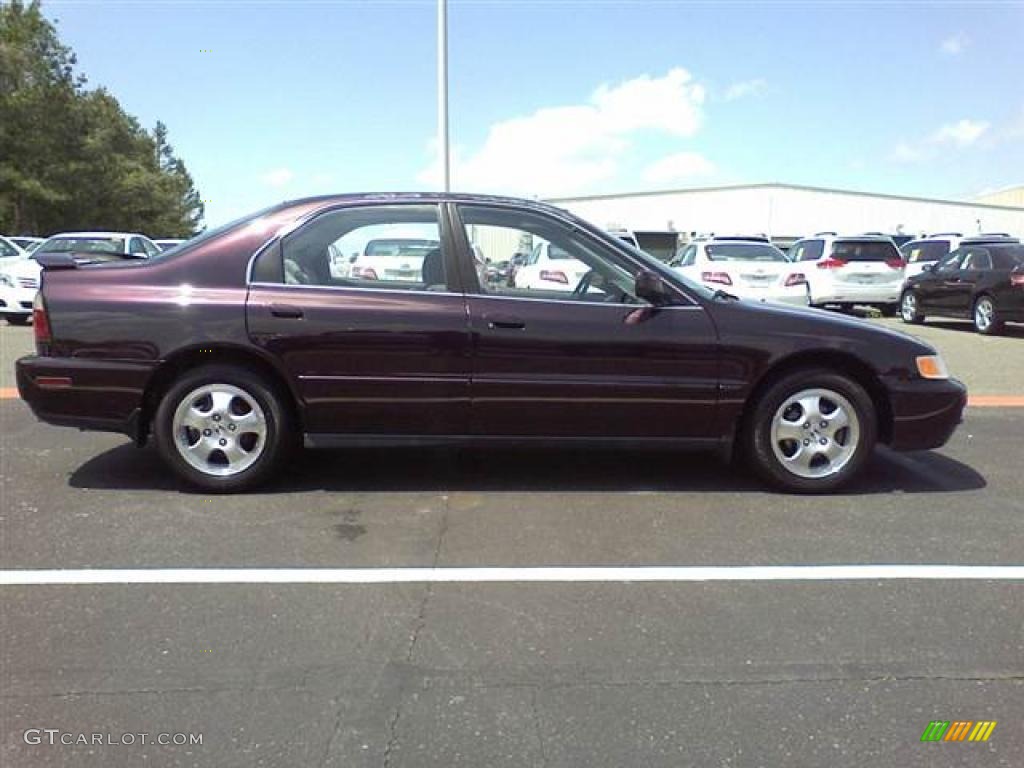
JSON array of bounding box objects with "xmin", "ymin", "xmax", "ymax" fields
[
  {"xmin": 810, "ymin": 279, "xmax": 903, "ymax": 305},
  {"xmin": 16, "ymin": 355, "xmax": 155, "ymax": 441},
  {"xmin": 884, "ymin": 376, "xmax": 967, "ymax": 451}
]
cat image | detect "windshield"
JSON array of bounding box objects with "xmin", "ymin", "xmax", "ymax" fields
[
  {"xmin": 38, "ymin": 236, "xmax": 124, "ymax": 254},
  {"xmin": 832, "ymin": 240, "xmax": 900, "ymax": 261},
  {"xmin": 364, "ymin": 239, "xmax": 439, "ymax": 257},
  {"xmin": 706, "ymin": 243, "xmax": 787, "ymax": 262},
  {"xmin": 0, "ymin": 238, "xmax": 20, "ymax": 258}
]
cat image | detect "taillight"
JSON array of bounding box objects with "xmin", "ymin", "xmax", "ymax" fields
[
  {"xmin": 701, "ymin": 271, "xmax": 733, "ymax": 285},
  {"xmin": 784, "ymin": 273, "xmax": 807, "ymax": 287},
  {"xmin": 885, "ymin": 258, "xmax": 904, "ymax": 269},
  {"xmin": 1011, "ymin": 273, "xmax": 1024, "ymax": 288},
  {"xmin": 540, "ymin": 270, "xmax": 568, "ymax": 284},
  {"xmin": 817, "ymin": 258, "xmax": 847, "ymax": 269},
  {"xmin": 32, "ymin": 291, "xmax": 51, "ymax": 347}
]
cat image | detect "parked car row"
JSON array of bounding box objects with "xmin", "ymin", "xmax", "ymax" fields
[{"xmin": 0, "ymin": 231, "xmax": 187, "ymax": 324}]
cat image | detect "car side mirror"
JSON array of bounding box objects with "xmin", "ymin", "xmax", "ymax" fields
[{"xmin": 635, "ymin": 270, "xmax": 671, "ymax": 305}]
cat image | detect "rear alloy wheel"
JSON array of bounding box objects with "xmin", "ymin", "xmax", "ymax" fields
[
  {"xmin": 747, "ymin": 369, "xmax": 877, "ymax": 493},
  {"xmin": 972, "ymin": 295, "xmax": 1003, "ymax": 335},
  {"xmin": 155, "ymin": 365, "xmax": 293, "ymax": 492},
  {"xmin": 5, "ymin": 314, "xmax": 30, "ymax": 326},
  {"xmin": 900, "ymin": 290, "xmax": 924, "ymax": 324}
]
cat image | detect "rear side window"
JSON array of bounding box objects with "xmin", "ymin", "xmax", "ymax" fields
[
  {"xmin": 793, "ymin": 240, "xmax": 824, "ymax": 261},
  {"xmin": 961, "ymin": 248, "xmax": 993, "ymax": 271},
  {"xmin": 831, "ymin": 240, "xmax": 899, "ymax": 262},
  {"xmin": 903, "ymin": 241, "xmax": 951, "ymax": 263},
  {"xmin": 992, "ymin": 248, "xmax": 1024, "ymax": 270}
]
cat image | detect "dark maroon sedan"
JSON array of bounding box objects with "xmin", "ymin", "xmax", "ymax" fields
[{"xmin": 17, "ymin": 193, "xmax": 966, "ymax": 492}]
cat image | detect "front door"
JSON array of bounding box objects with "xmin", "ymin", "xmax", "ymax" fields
[
  {"xmin": 246, "ymin": 204, "xmax": 471, "ymax": 436},
  {"xmin": 451, "ymin": 204, "xmax": 719, "ymax": 440}
]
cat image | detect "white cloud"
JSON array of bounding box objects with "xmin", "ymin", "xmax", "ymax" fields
[
  {"xmin": 642, "ymin": 152, "xmax": 716, "ymax": 184},
  {"xmin": 261, "ymin": 168, "xmax": 294, "ymax": 188},
  {"xmin": 931, "ymin": 119, "xmax": 989, "ymax": 146},
  {"xmin": 723, "ymin": 78, "xmax": 767, "ymax": 101},
  {"xmin": 941, "ymin": 33, "xmax": 968, "ymax": 55},
  {"xmin": 417, "ymin": 68, "xmax": 707, "ymax": 196}
]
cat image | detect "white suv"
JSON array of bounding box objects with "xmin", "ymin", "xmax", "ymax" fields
[
  {"xmin": 901, "ymin": 233, "xmax": 1018, "ymax": 279},
  {"xmin": 669, "ymin": 235, "xmax": 808, "ymax": 306},
  {"xmin": 513, "ymin": 241, "xmax": 591, "ymax": 292},
  {"xmin": 790, "ymin": 233, "xmax": 905, "ymax": 312}
]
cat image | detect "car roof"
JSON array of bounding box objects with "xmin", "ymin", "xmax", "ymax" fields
[{"xmin": 278, "ymin": 192, "xmax": 574, "ymax": 219}]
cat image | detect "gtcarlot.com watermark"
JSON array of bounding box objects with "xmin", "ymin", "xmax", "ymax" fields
[{"xmin": 24, "ymin": 729, "xmax": 202, "ymax": 746}]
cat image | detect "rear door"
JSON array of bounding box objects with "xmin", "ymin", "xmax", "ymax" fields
[
  {"xmin": 246, "ymin": 203, "xmax": 472, "ymax": 437},
  {"xmin": 452, "ymin": 203, "xmax": 719, "ymax": 440}
]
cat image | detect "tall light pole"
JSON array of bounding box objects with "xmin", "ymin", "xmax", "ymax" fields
[{"xmin": 437, "ymin": 0, "xmax": 450, "ymax": 192}]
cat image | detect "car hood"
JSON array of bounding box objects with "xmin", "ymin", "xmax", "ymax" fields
[{"xmin": 708, "ymin": 295, "xmax": 935, "ymax": 356}]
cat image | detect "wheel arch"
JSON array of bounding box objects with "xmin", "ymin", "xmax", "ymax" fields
[
  {"xmin": 733, "ymin": 349, "xmax": 894, "ymax": 453},
  {"xmin": 138, "ymin": 344, "xmax": 302, "ymax": 445}
]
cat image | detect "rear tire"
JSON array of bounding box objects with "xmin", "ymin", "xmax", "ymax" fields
[
  {"xmin": 5, "ymin": 314, "xmax": 30, "ymax": 326},
  {"xmin": 154, "ymin": 364, "xmax": 293, "ymax": 492},
  {"xmin": 900, "ymin": 290, "xmax": 924, "ymax": 324},
  {"xmin": 745, "ymin": 368, "xmax": 877, "ymax": 493},
  {"xmin": 973, "ymin": 295, "xmax": 1003, "ymax": 335}
]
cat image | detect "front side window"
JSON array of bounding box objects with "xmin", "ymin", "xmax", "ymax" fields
[
  {"xmin": 458, "ymin": 205, "xmax": 641, "ymax": 304},
  {"xmin": 934, "ymin": 250, "xmax": 966, "ymax": 274},
  {"xmin": 280, "ymin": 205, "xmax": 447, "ymax": 290}
]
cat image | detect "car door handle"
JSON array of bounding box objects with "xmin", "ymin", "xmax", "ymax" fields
[
  {"xmin": 485, "ymin": 315, "xmax": 525, "ymax": 330},
  {"xmin": 269, "ymin": 303, "xmax": 304, "ymax": 319}
]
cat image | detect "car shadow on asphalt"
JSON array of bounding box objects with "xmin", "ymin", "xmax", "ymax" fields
[
  {"xmin": 68, "ymin": 443, "xmax": 986, "ymax": 496},
  {"xmin": 920, "ymin": 319, "xmax": 1024, "ymax": 339}
]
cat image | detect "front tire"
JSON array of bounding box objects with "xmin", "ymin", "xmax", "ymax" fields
[
  {"xmin": 154, "ymin": 364, "xmax": 293, "ymax": 492},
  {"xmin": 900, "ymin": 290, "xmax": 924, "ymax": 324},
  {"xmin": 5, "ymin": 314, "xmax": 30, "ymax": 326},
  {"xmin": 745, "ymin": 368, "xmax": 877, "ymax": 493},
  {"xmin": 973, "ymin": 295, "xmax": 1003, "ymax": 335}
]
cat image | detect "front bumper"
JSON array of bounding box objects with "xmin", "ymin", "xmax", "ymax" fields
[
  {"xmin": 885, "ymin": 376, "xmax": 967, "ymax": 451},
  {"xmin": 0, "ymin": 285, "xmax": 35, "ymax": 315},
  {"xmin": 16, "ymin": 355, "xmax": 156, "ymax": 441}
]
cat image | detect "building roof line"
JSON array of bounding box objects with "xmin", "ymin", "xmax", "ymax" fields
[{"xmin": 546, "ymin": 182, "xmax": 1024, "ymax": 211}]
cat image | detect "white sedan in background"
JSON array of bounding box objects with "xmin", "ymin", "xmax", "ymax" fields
[
  {"xmin": 670, "ymin": 236, "xmax": 809, "ymax": 306},
  {"xmin": 513, "ymin": 241, "xmax": 591, "ymax": 292}
]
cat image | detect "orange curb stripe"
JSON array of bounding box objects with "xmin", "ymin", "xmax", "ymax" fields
[
  {"xmin": 968, "ymin": 395, "xmax": 1024, "ymax": 407},
  {"xmin": 1, "ymin": 388, "xmax": 1023, "ymax": 405}
]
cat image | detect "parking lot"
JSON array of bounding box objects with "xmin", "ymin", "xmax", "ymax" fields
[{"xmin": 1, "ymin": 316, "xmax": 1022, "ymax": 767}]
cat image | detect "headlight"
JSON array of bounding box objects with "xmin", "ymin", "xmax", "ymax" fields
[
  {"xmin": 915, "ymin": 354, "xmax": 949, "ymax": 380},
  {"xmin": 0, "ymin": 274, "xmax": 13, "ymax": 288}
]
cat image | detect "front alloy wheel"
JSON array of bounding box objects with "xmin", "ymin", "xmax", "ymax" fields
[
  {"xmin": 747, "ymin": 368, "xmax": 877, "ymax": 493},
  {"xmin": 900, "ymin": 290, "xmax": 923, "ymax": 324}
]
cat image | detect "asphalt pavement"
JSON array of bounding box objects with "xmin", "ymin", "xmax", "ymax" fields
[{"xmin": 1, "ymin": 317, "xmax": 1022, "ymax": 767}]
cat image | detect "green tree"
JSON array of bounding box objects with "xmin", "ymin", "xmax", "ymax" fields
[{"xmin": 0, "ymin": 0, "xmax": 204, "ymax": 237}]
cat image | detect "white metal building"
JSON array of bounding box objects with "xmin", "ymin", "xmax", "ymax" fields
[{"xmin": 547, "ymin": 183, "xmax": 1024, "ymax": 242}]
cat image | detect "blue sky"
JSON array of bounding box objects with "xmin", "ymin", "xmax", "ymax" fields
[{"xmin": 43, "ymin": 0, "xmax": 1024, "ymax": 227}]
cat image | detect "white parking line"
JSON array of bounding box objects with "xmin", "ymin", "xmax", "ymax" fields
[{"xmin": 1, "ymin": 565, "xmax": 1023, "ymax": 586}]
